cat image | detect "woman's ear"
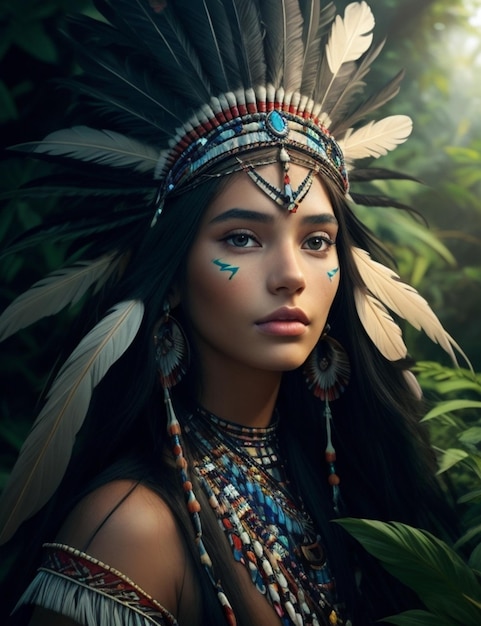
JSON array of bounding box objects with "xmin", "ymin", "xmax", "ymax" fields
[{"xmin": 168, "ymin": 283, "xmax": 181, "ymax": 309}]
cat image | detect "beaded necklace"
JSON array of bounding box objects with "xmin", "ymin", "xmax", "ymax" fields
[{"xmin": 183, "ymin": 408, "xmax": 346, "ymax": 626}]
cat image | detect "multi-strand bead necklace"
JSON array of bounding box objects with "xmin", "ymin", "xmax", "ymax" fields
[{"xmin": 183, "ymin": 407, "xmax": 346, "ymax": 626}]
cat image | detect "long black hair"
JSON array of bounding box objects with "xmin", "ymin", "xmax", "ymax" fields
[{"xmin": 1, "ymin": 170, "xmax": 457, "ymax": 626}]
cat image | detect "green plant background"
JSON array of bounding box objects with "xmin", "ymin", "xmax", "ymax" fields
[{"xmin": 0, "ymin": 0, "xmax": 480, "ymax": 621}]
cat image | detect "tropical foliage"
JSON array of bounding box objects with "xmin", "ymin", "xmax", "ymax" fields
[
  {"xmin": 338, "ymin": 361, "xmax": 481, "ymax": 624},
  {"xmin": 0, "ymin": 0, "xmax": 480, "ymax": 616}
]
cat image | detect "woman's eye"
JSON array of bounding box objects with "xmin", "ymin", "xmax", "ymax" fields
[
  {"xmin": 303, "ymin": 235, "xmax": 335, "ymax": 251},
  {"xmin": 224, "ymin": 233, "xmax": 258, "ymax": 248}
]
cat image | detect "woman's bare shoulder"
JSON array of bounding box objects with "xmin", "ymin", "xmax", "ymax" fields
[
  {"xmin": 56, "ymin": 480, "xmax": 194, "ymax": 617},
  {"xmin": 57, "ymin": 480, "xmax": 179, "ymax": 548}
]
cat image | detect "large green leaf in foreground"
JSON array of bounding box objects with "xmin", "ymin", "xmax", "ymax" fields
[{"xmin": 336, "ymin": 518, "xmax": 481, "ymax": 626}]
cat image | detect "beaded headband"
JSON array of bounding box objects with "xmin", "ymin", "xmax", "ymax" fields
[{"xmin": 153, "ymin": 86, "xmax": 347, "ymax": 219}]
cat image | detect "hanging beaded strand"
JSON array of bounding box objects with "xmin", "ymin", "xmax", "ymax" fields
[
  {"xmin": 155, "ymin": 305, "xmax": 237, "ymax": 626},
  {"xmin": 303, "ymin": 331, "xmax": 350, "ymax": 512},
  {"xmin": 324, "ymin": 400, "xmax": 341, "ymax": 514},
  {"xmin": 164, "ymin": 405, "xmax": 237, "ymax": 626}
]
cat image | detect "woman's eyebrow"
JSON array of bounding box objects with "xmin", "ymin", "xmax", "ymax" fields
[
  {"xmin": 209, "ymin": 208, "xmax": 338, "ymax": 225},
  {"xmin": 302, "ymin": 214, "xmax": 338, "ymax": 226},
  {"xmin": 209, "ymin": 208, "xmax": 273, "ymax": 224}
]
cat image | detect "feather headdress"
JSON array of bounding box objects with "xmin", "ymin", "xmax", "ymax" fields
[{"xmin": 0, "ymin": 0, "xmax": 467, "ymax": 542}]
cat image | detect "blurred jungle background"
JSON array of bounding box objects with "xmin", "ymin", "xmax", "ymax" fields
[{"xmin": 0, "ymin": 1, "xmax": 480, "ymax": 622}]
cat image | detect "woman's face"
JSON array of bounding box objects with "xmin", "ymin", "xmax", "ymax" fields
[{"xmin": 179, "ymin": 163, "xmax": 340, "ymax": 378}]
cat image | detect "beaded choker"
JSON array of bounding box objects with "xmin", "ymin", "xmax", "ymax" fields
[
  {"xmin": 195, "ymin": 407, "xmax": 286, "ymax": 483},
  {"xmin": 183, "ymin": 407, "xmax": 347, "ymax": 626}
]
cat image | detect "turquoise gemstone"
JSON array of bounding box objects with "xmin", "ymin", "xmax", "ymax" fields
[
  {"xmin": 270, "ymin": 111, "xmax": 285, "ymax": 132},
  {"xmin": 266, "ymin": 110, "xmax": 289, "ymax": 138}
]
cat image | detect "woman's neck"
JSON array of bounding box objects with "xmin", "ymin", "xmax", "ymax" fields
[{"xmin": 197, "ymin": 360, "xmax": 282, "ymax": 428}]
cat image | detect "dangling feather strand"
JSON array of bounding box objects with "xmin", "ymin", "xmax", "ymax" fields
[
  {"xmin": 354, "ymin": 288, "xmax": 407, "ymax": 361},
  {"xmin": 352, "ymin": 247, "xmax": 470, "ymax": 367}
]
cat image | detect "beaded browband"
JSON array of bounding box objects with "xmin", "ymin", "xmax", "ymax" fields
[{"xmin": 153, "ymin": 86, "xmax": 347, "ymax": 220}]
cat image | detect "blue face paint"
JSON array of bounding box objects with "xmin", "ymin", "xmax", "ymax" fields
[
  {"xmin": 212, "ymin": 258, "xmax": 239, "ymax": 280},
  {"xmin": 327, "ymin": 267, "xmax": 339, "ymax": 282}
]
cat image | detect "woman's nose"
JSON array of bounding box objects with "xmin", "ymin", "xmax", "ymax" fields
[{"xmin": 266, "ymin": 244, "xmax": 306, "ymax": 295}]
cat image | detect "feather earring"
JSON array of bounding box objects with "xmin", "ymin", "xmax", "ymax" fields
[
  {"xmin": 304, "ymin": 329, "xmax": 350, "ymax": 512},
  {"xmin": 154, "ymin": 302, "xmax": 189, "ymax": 389},
  {"xmin": 0, "ymin": 300, "xmax": 145, "ymax": 544}
]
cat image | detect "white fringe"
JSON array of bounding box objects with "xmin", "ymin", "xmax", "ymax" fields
[{"xmin": 15, "ymin": 570, "xmax": 177, "ymax": 626}]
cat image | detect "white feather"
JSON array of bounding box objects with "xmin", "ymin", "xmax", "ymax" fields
[
  {"xmin": 0, "ymin": 255, "xmax": 118, "ymax": 341},
  {"xmin": 339, "ymin": 115, "xmax": 413, "ymax": 162},
  {"xmin": 352, "ymin": 247, "xmax": 470, "ymax": 367},
  {"xmin": 319, "ymin": 2, "xmax": 375, "ymax": 114},
  {"xmin": 0, "ymin": 300, "xmax": 144, "ymax": 544},
  {"xmin": 326, "ymin": 2, "xmax": 375, "ymax": 73},
  {"xmin": 354, "ymin": 287, "xmax": 407, "ymax": 361},
  {"xmin": 27, "ymin": 126, "xmax": 159, "ymax": 173}
]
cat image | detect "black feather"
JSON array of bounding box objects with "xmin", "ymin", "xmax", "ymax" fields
[
  {"xmin": 333, "ymin": 70, "xmax": 406, "ymax": 137},
  {"xmin": 258, "ymin": 0, "xmax": 304, "ymax": 91},
  {"xmin": 221, "ymin": 0, "xmax": 266, "ymax": 88},
  {"xmin": 65, "ymin": 17, "xmax": 188, "ymax": 129},
  {"xmin": 100, "ymin": 0, "xmax": 212, "ymax": 104},
  {"xmin": 350, "ymin": 192, "xmax": 420, "ymax": 214},
  {"xmin": 350, "ymin": 167, "xmax": 421, "ymax": 184},
  {"xmin": 325, "ymin": 38, "xmax": 385, "ymax": 131},
  {"xmin": 172, "ymin": 0, "xmax": 239, "ymax": 93},
  {"xmin": 299, "ymin": 0, "xmax": 336, "ymax": 97}
]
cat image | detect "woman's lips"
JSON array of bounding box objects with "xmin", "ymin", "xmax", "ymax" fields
[
  {"xmin": 256, "ymin": 320, "xmax": 308, "ymax": 336},
  {"xmin": 255, "ymin": 307, "xmax": 310, "ymax": 336}
]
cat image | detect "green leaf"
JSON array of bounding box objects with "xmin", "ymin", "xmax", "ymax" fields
[
  {"xmin": 459, "ymin": 428, "xmax": 481, "ymax": 446},
  {"xmin": 458, "ymin": 489, "xmax": 481, "ymax": 504},
  {"xmin": 455, "ymin": 525, "xmax": 481, "ymax": 550},
  {"xmin": 335, "ymin": 518, "xmax": 481, "ymax": 625},
  {"xmin": 437, "ymin": 448, "xmax": 469, "ymax": 474},
  {"xmin": 17, "ymin": 202, "xmax": 42, "ymax": 230},
  {"xmin": 445, "ymin": 146, "xmax": 481, "ymax": 163},
  {"xmin": 469, "ymin": 543, "xmax": 481, "ymax": 572},
  {"xmin": 422, "ymin": 400, "xmax": 481, "ymax": 421},
  {"xmin": 12, "ymin": 22, "xmax": 57, "ymax": 64},
  {"xmin": 435, "ymin": 380, "xmax": 481, "ymax": 395},
  {"xmin": 383, "ymin": 609, "xmax": 457, "ymax": 626}
]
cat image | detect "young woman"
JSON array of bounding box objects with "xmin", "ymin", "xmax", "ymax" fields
[{"xmin": 0, "ymin": 1, "xmax": 465, "ymax": 625}]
